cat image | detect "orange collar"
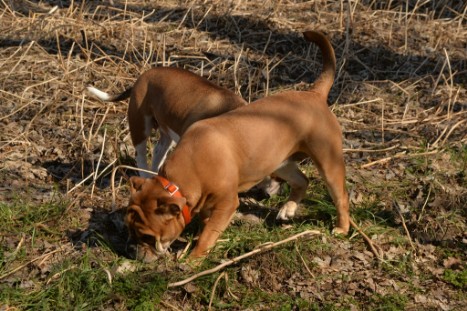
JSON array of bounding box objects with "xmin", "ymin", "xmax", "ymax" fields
[{"xmin": 155, "ymin": 176, "xmax": 191, "ymax": 225}]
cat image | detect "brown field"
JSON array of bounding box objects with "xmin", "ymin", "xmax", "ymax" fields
[{"xmin": 0, "ymin": 0, "xmax": 465, "ymax": 310}]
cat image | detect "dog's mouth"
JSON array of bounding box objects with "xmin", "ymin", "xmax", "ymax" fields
[{"xmin": 136, "ymin": 234, "xmax": 171, "ymax": 262}]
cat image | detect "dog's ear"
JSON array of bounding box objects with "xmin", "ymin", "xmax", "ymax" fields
[
  {"xmin": 129, "ymin": 176, "xmax": 145, "ymax": 195},
  {"xmin": 125, "ymin": 205, "xmax": 149, "ymax": 226},
  {"xmin": 158, "ymin": 196, "xmax": 187, "ymax": 216}
]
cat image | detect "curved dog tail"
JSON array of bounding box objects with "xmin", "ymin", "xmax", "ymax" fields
[
  {"xmin": 86, "ymin": 86, "xmax": 132, "ymax": 102},
  {"xmin": 302, "ymin": 31, "xmax": 336, "ymax": 95}
]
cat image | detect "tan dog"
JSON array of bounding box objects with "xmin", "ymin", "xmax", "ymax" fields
[
  {"xmin": 86, "ymin": 67, "xmax": 247, "ymax": 177},
  {"xmin": 126, "ymin": 31, "xmax": 350, "ymax": 260}
]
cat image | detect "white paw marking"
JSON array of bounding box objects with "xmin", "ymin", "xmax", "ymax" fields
[{"xmin": 276, "ymin": 201, "xmax": 298, "ymax": 220}]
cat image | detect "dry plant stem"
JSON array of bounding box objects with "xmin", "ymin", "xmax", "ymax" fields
[
  {"xmin": 361, "ymin": 150, "xmax": 439, "ymax": 169},
  {"xmin": 208, "ymin": 272, "xmax": 226, "ymax": 311},
  {"xmin": 46, "ymin": 266, "xmax": 76, "ymax": 285},
  {"xmin": 433, "ymin": 119, "xmax": 466, "ymax": 148},
  {"xmin": 110, "ymin": 165, "xmax": 157, "ymax": 211},
  {"xmin": 0, "ymin": 247, "xmax": 70, "ymax": 280},
  {"xmin": 417, "ymin": 185, "xmax": 432, "ymax": 223},
  {"xmin": 224, "ymin": 273, "xmax": 239, "ymax": 301},
  {"xmin": 343, "ymin": 144, "xmax": 398, "ymax": 153},
  {"xmin": 394, "ymin": 204, "xmax": 416, "ymax": 252},
  {"xmin": 295, "ymin": 243, "xmax": 315, "ymax": 278},
  {"xmin": 168, "ymin": 230, "xmax": 321, "ymax": 288},
  {"xmin": 442, "ymin": 48, "xmax": 454, "ymax": 118},
  {"xmin": 349, "ymin": 218, "xmax": 383, "ymax": 261},
  {"xmin": 7, "ymin": 234, "xmax": 25, "ymax": 262},
  {"xmin": 67, "ymin": 159, "xmax": 116, "ymax": 194}
]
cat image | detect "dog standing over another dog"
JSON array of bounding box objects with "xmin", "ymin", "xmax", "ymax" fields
[
  {"xmin": 126, "ymin": 30, "xmax": 350, "ymax": 261},
  {"xmin": 86, "ymin": 67, "xmax": 248, "ymax": 177}
]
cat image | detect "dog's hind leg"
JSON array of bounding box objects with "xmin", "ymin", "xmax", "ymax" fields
[
  {"xmin": 312, "ymin": 150, "xmax": 350, "ymax": 235},
  {"xmin": 274, "ymin": 161, "xmax": 309, "ymax": 220},
  {"xmin": 151, "ymin": 132, "xmax": 176, "ymax": 172}
]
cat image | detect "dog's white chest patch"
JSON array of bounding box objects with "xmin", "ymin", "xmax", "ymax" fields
[{"xmin": 167, "ymin": 128, "xmax": 180, "ymax": 143}]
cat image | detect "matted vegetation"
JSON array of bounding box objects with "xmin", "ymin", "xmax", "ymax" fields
[{"xmin": 0, "ymin": 0, "xmax": 465, "ymax": 310}]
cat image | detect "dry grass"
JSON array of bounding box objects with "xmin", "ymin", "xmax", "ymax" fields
[{"xmin": 0, "ymin": 0, "xmax": 465, "ymax": 310}]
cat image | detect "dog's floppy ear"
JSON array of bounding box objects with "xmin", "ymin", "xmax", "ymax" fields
[
  {"xmin": 158, "ymin": 196, "xmax": 187, "ymax": 216},
  {"xmin": 129, "ymin": 176, "xmax": 145, "ymax": 195},
  {"xmin": 125, "ymin": 205, "xmax": 150, "ymax": 227}
]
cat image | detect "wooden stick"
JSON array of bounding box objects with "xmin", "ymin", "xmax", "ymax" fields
[
  {"xmin": 167, "ymin": 230, "xmax": 321, "ymax": 288},
  {"xmin": 349, "ymin": 218, "xmax": 383, "ymax": 261},
  {"xmin": 361, "ymin": 150, "xmax": 439, "ymax": 169}
]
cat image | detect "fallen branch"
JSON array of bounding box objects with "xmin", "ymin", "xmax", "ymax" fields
[
  {"xmin": 349, "ymin": 218, "xmax": 384, "ymax": 261},
  {"xmin": 168, "ymin": 229, "xmax": 321, "ymax": 288},
  {"xmin": 361, "ymin": 150, "xmax": 439, "ymax": 169}
]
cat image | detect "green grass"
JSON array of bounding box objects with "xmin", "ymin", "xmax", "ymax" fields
[
  {"xmin": 1, "ymin": 253, "xmax": 166, "ymax": 310},
  {"xmin": 1, "ymin": 158, "xmax": 465, "ymax": 310},
  {"xmin": 443, "ymin": 269, "xmax": 467, "ymax": 290}
]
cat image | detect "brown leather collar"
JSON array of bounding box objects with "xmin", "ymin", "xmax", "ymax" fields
[{"xmin": 155, "ymin": 176, "xmax": 191, "ymax": 225}]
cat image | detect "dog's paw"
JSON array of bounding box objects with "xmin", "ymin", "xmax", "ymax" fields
[
  {"xmin": 276, "ymin": 201, "xmax": 297, "ymax": 220},
  {"xmin": 263, "ymin": 179, "xmax": 282, "ymax": 197},
  {"xmin": 331, "ymin": 226, "xmax": 349, "ymax": 236}
]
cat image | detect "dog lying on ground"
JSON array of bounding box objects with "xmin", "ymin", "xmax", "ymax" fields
[
  {"xmin": 126, "ymin": 30, "xmax": 350, "ymax": 260},
  {"xmin": 86, "ymin": 67, "xmax": 247, "ymax": 177}
]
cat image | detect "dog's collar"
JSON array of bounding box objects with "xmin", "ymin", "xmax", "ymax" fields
[{"xmin": 155, "ymin": 176, "xmax": 191, "ymax": 225}]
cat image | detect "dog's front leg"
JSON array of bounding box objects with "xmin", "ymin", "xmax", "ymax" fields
[{"xmin": 189, "ymin": 196, "xmax": 239, "ymax": 259}]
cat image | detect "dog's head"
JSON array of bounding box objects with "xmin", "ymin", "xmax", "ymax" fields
[{"xmin": 125, "ymin": 176, "xmax": 187, "ymax": 258}]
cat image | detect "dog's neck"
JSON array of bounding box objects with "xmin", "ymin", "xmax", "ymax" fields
[
  {"xmin": 154, "ymin": 175, "xmax": 192, "ymax": 225},
  {"xmin": 160, "ymin": 161, "xmax": 206, "ymax": 217}
]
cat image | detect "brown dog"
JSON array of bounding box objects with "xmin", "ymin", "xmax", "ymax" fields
[
  {"xmin": 87, "ymin": 67, "xmax": 247, "ymax": 177},
  {"xmin": 126, "ymin": 31, "xmax": 350, "ymax": 260}
]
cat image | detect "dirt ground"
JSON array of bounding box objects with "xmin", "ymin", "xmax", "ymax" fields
[{"xmin": 0, "ymin": 0, "xmax": 465, "ymax": 310}]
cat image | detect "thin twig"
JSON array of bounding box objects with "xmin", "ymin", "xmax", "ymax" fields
[
  {"xmin": 208, "ymin": 272, "xmax": 226, "ymax": 310},
  {"xmin": 417, "ymin": 185, "xmax": 432, "ymax": 223},
  {"xmin": 110, "ymin": 164, "xmax": 157, "ymax": 211},
  {"xmin": 394, "ymin": 202, "xmax": 416, "ymax": 252},
  {"xmin": 343, "ymin": 144, "xmax": 399, "ymax": 153},
  {"xmin": 349, "ymin": 218, "xmax": 383, "ymax": 261},
  {"xmin": 168, "ymin": 230, "xmax": 321, "ymax": 288},
  {"xmin": 0, "ymin": 247, "xmax": 70, "ymax": 280},
  {"xmin": 361, "ymin": 150, "xmax": 439, "ymax": 169},
  {"xmin": 295, "ymin": 243, "xmax": 315, "ymax": 278}
]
